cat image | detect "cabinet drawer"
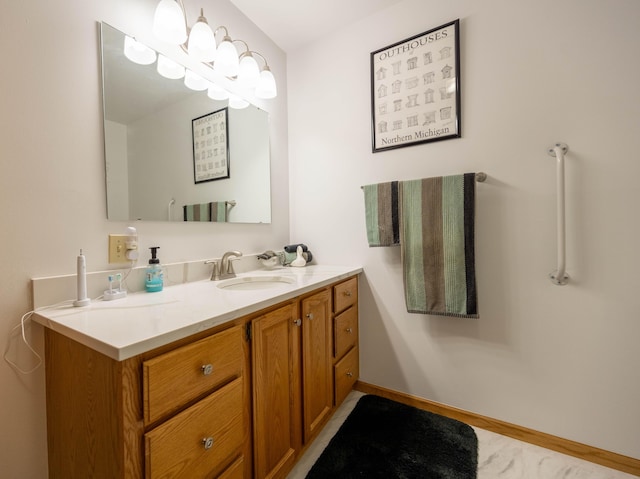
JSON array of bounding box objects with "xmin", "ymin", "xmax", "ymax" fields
[
  {"xmin": 333, "ymin": 277, "xmax": 357, "ymax": 314},
  {"xmin": 143, "ymin": 325, "xmax": 243, "ymax": 424},
  {"xmin": 145, "ymin": 377, "xmax": 244, "ymax": 479},
  {"xmin": 334, "ymin": 346, "xmax": 359, "ymax": 406},
  {"xmin": 216, "ymin": 455, "xmax": 244, "ymax": 479},
  {"xmin": 334, "ymin": 306, "xmax": 357, "ymax": 360}
]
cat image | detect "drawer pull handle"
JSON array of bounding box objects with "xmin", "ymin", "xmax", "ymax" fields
[
  {"xmin": 346, "ymin": 371, "xmax": 353, "ymax": 378},
  {"xmin": 346, "ymin": 328, "xmax": 353, "ymax": 334},
  {"xmin": 201, "ymin": 364, "xmax": 214, "ymax": 376},
  {"xmin": 202, "ymin": 437, "xmax": 214, "ymax": 450},
  {"xmin": 306, "ymin": 313, "xmax": 314, "ymax": 320},
  {"xmin": 344, "ymin": 290, "xmax": 352, "ymax": 297},
  {"xmin": 293, "ymin": 319, "xmax": 302, "ymax": 326}
]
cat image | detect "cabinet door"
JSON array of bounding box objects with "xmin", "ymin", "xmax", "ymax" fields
[
  {"xmin": 252, "ymin": 303, "xmax": 300, "ymax": 479},
  {"xmin": 301, "ymin": 289, "xmax": 333, "ymax": 443}
]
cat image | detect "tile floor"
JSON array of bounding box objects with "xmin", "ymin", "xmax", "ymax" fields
[{"xmin": 286, "ymin": 391, "xmax": 637, "ymax": 479}]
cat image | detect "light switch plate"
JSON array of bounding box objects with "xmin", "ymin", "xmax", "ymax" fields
[{"xmin": 108, "ymin": 234, "xmax": 129, "ymax": 264}]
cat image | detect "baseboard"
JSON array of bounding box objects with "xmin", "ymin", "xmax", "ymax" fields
[{"xmin": 354, "ymin": 381, "xmax": 640, "ymax": 477}]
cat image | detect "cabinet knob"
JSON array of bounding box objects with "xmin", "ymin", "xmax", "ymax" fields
[
  {"xmin": 293, "ymin": 319, "xmax": 302, "ymax": 326},
  {"xmin": 346, "ymin": 328, "xmax": 353, "ymax": 334},
  {"xmin": 346, "ymin": 371, "xmax": 353, "ymax": 378},
  {"xmin": 344, "ymin": 290, "xmax": 352, "ymax": 297},
  {"xmin": 306, "ymin": 313, "xmax": 314, "ymax": 320},
  {"xmin": 201, "ymin": 364, "xmax": 214, "ymax": 376},
  {"xmin": 202, "ymin": 437, "xmax": 214, "ymax": 450}
]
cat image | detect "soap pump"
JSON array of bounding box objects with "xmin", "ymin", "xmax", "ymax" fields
[
  {"xmin": 290, "ymin": 245, "xmax": 307, "ymax": 267},
  {"xmin": 145, "ymin": 247, "xmax": 163, "ymax": 292}
]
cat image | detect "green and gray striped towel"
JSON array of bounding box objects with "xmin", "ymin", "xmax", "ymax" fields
[
  {"xmin": 210, "ymin": 201, "xmax": 227, "ymax": 222},
  {"xmin": 363, "ymin": 181, "xmax": 400, "ymax": 247},
  {"xmin": 183, "ymin": 203, "xmax": 210, "ymax": 221},
  {"xmin": 399, "ymin": 174, "xmax": 478, "ymax": 318},
  {"xmin": 183, "ymin": 202, "xmax": 228, "ymax": 222}
]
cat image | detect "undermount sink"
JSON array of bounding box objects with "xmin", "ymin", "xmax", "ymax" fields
[{"xmin": 217, "ymin": 275, "xmax": 295, "ymax": 291}]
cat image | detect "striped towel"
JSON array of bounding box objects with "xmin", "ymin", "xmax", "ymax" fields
[
  {"xmin": 400, "ymin": 174, "xmax": 478, "ymax": 318},
  {"xmin": 363, "ymin": 181, "xmax": 400, "ymax": 246},
  {"xmin": 210, "ymin": 201, "xmax": 227, "ymax": 222},
  {"xmin": 183, "ymin": 203, "xmax": 211, "ymax": 221}
]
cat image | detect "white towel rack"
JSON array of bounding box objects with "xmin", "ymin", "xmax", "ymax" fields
[
  {"xmin": 167, "ymin": 198, "xmax": 175, "ymax": 221},
  {"xmin": 548, "ymin": 143, "xmax": 569, "ymax": 285}
]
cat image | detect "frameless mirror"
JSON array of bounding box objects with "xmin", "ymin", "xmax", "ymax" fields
[{"xmin": 100, "ymin": 22, "xmax": 271, "ymax": 223}]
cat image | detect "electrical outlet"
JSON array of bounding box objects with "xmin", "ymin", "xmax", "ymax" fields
[{"xmin": 108, "ymin": 234, "xmax": 129, "ymax": 264}]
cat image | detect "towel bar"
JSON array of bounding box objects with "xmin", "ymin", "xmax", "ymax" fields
[
  {"xmin": 167, "ymin": 198, "xmax": 175, "ymax": 221},
  {"xmin": 360, "ymin": 172, "xmax": 487, "ymax": 189}
]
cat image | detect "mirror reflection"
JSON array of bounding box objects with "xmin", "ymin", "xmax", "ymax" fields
[{"xmin": 100, "ymin": 22, "xmax": 271, "ymax": 223}]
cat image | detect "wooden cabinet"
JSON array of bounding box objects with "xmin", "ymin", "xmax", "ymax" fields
[
  {"xmin": 43, "ymin": 274, "xmax": 359, "ymax": 479},
  {"xmin": 142, "ymin": 326, "xmax": 246, "ymax": 478},
  {"xmin": 251, "ymin": 288, "xmax": 333, "ymax": 479},
  {"xmin": 251, "ymin": 303, "xmax": 300, "ymax": 479},
  {"xmin": 44, "ymin": 323, "xmax": 249, "ymax": 479},
  {"xmin": 300, "ymin": 289, "xmax": 333, "ymax": 443},
  {"xmin": 252, "ymin": 279, "xmax": 358, "ymax": 479},
  {"xmin": 332, "ymin": 277, "xmax": 359, "ymax": 405},
  {"xmin": 45, "ymin": 329, "xmax": 139, "ymax": 478}
]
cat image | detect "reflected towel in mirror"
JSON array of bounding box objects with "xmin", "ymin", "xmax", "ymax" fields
[
  {"xmin": 183, "ymin": 203, "xmax": 211, "ymax": 221},
  {"xmin": 210, "ymin": 202, "xmax": 228, "ymax": 222}
]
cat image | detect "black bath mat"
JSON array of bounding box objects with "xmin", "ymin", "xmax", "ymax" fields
[{"xmin": 305, "ymin": 394, "xmax": 478, "ymax": 479}]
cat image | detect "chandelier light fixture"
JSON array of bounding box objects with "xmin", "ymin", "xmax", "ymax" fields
[{"xmin": 150, "ymin": 0, "xmax": 277, "ymax": 100}]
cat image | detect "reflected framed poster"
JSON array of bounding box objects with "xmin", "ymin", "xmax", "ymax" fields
[
  {"xmin": 192, "ymin": 107, "xmax": 230, "ymax": 183},
  {"xmin": 371, "ymin": 19, "xmax": 460, "ymax": 153}
]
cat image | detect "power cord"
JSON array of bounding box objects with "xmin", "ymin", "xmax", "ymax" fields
[{"xmin": 3, "ymin": 299, "xmax": 74, "ymax": 374}]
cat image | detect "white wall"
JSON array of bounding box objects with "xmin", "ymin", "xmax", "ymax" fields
[
  {"xmin": 105, "ymin": 120, "xmax": 130, "ymax": 218},
  {"xmin": 0, "ymin": 0, "xmax": 288, "ymax": 476},
  {"xmin": 288, "ymin": 0, "xmax": 640, "ymax": 460}
]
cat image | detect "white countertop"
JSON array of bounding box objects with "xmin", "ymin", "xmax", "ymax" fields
[{"xmin": 33, "ymin": 265, "xmax": 362, "ymax": 361}]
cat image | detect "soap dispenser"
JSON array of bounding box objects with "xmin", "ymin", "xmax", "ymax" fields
[{"xmin": 145, "ymin": 247, "xmax": 163, "ymax": 292}]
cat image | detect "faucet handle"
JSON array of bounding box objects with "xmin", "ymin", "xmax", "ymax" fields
[
  {"xmin": 227, "ymin": 256, "xmax": 242, "ymax": 275},
  {"xmin": 204, "ymin": 259, "xmax": 220, "ymax": 281}
]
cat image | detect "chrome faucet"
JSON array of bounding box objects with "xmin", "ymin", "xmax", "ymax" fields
[{"xmin": 220, "ymin": 251, "xmax": 242, "ymax": 279}]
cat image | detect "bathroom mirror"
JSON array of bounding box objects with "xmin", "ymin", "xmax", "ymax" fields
[{"xmin": 100, "ymin": 22, "xmax": 271, "ymax": 223}]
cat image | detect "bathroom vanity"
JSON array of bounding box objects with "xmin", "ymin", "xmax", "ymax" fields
[{"xmin": 34, "ymin": 266, "xmax": 361, "ymax": 479}]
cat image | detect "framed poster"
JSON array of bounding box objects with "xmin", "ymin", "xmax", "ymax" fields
[
  {"xmin": 371, "ymin": 19, "xmax": 461, "ymax": 153},
  {"xmin": 192, "ymin": 107, "xmax": 230, "ymax": 183}
]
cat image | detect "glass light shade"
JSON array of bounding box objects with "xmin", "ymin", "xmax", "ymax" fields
[
  {"xmin": 237, "ymin": 53, "xmax": 260, "ymax": 87},
  {"xmin": 207, "ymin": 82, "xmax": 229, "ymax": 101},
  {"xmin": 187, "ymin": 18, "xmax": 216, "ymax": 62},
  {"xmin": 214, "ymin": 37, "xmax": 239, "ymax": 77},
  {"xmin": 124, "ymin": 36, "xmax": 157, "ymax": 65},
  {"xmin": 184, "ymin": 69, "xmax": 208, "ymax": 91},
  {"xmin": 157, "ymin": 54, "xmax": 185, "ymax": 79},
  {"xmin": 255, "ymin": 66, "xmax": 277, "ymax": 99},
  {"xmin": 152, "ymin": 0, "xmax": 187, "ymax": 45},
  {"xmin": 228, "ymin": 93, "xmax": 249, "ymax": 109}
]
